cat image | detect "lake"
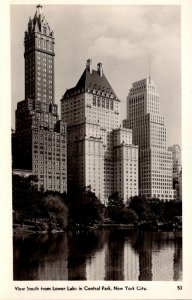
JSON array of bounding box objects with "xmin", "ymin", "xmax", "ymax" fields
[{"xmin": 13, "ymin": 228, "xmax": 182, "ymax": 281}]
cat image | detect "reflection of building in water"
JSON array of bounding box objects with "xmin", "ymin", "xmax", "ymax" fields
[
  {"xmin": 152, "ymin": 232, "xmax": 175, "ymax": 281},
  {"xmin": 86, "ymin": 229, "xmax": 106, "ymax": 280},
  {"xmin": 124, "ymin": 236, "xmax": 139, "ymax": 280},
  {"xmin": 13, "ymin": 234, "xmax": 69, "ymax": 280},
  {"xmin": 68, "ymin": 229, "xmax": 106, "ymax": 280},
  {"xmin": 139, "ymin": 233, "xmax": 152, "ymax": 280},
  {"xmin": 86, "ymin": 248, "xmax": 105, "ymax": 280},
  {"xmin": 14, "ymin": 230, "xmax": 182, "ymax": 281},
  {"xmin": 38, "ymin": 234, "xmax": 68, "ymax": 280},
  {"xmin": 104, "ymin": 230, "xmax": 125, "ymax": 280},
  {"xmin": 37, "ymin": 233, "xmax": 69, "ymax": 280},
  {"xmin": 132, "ymin": 232, "xmax": 152, "ymax": 281},
  {"xmin": 152, "ymin": 246, "xmax": 174, "ymax": 280},
  {"xmin": 173, "ymin": 234, "xmax": 182, "ymax": 281},
  {"xmin": 67, "ymin": 232, "xmax": 87, "ymax": 280}
]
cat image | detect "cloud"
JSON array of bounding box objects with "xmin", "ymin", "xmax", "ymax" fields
[
  {"xmin": 88, "ymin": 32, "xmax": 180, "ymax": 65},
  {"xmin": 86, "ymin": 5, "xmax": 180, "ymax": 64},
  {"xmin": 77, "ymin": 6, "xmax": 149, "ymax": 43},
  {"xmin": 88, "ymin": 36, "xmax": 140, "ymax": 60},
  {"xmin": 11, "ymin": 4, "xmax": 181, "ymax": 146}
]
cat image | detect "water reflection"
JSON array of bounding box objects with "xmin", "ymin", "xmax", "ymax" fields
[
  {"xmin": 13, "ymin": 229, "xmax": 182, "ymax": 281},
  {"xmin": 104, "ymin": 230, "xmax": 125, "ymax": 280}
]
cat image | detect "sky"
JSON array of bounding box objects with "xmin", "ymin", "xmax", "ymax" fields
[{"xmin": 11, "ymin": 4, "xmax": 181, "ymax": 147}]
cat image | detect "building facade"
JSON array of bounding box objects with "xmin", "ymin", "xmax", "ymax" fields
[
  {"xmin": 113, "ymin": 128, "xmax": 138, "ymax": 202},
  {"xmin": 12, "ymin": 5, "xmax": 67, "ymax": 193},
  {"xmin": 123, "ymin": 78, "xmax": 175, "ymax": 201},
  {"xmin": 168, "ymin": 144, "xmax": 182, "ymax": 201},
  {"xmin": 61, "ymin": 59, "xmax": 138, "ymax": 203}
]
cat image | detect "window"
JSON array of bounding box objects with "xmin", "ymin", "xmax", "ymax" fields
[{"xmin": 93, "ymin": 96, "xmax": 96, "ymax": 106}]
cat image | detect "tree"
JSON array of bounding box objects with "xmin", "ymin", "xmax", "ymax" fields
[
  {"xmin": 163, "ymin": 200, "xmax": 182, "ymax": 222},
  {"xmin": 107, "ymin": 192, "xmax": 124, "ymax": 210},
  {"xmin": 107, "ymin": 192, "xmax": 125, "ymax": 223},
  {"xmin": 41, "ymin": 194, "xmax": 68, "ymax": 229},
  {"xmin": 117, "ymin": 208, "xmax": 139, "ymax": 224},
  {"xmin": 12, "ymin": 174, "xmax": 41, "ymax": 221},
  {"xmin": 68, "ymin": 186, "xmax": 105, "ymax": 226},
  {"xmin": 129, "ymin": 195, "xmax": 149, "ymax": 221},
  {"xmin": 149, "ymin": 198, "xmax": 164, "ymax": 221}
]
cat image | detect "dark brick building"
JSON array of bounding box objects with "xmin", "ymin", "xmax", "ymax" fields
[{"xmin": 12, "ymin": 5, "xmax": 67, "ymax": 193}]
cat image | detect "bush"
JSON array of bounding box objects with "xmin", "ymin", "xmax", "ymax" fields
[
  {"xmin": 36, "ymin": 222, "xmax": 49, "ymax": 232},
  {"xmin": 68, "ymin": 186, "xmax": 105, "ymax": 225},
  {"xmin": 41, "ymin": 194, "xmax": 68, "ymax": 227},
  {"xmin": 57, "ymin": 216, "xmax": 68, "ymax": 229},
  {"xmin": 118, "ymin": 208, "xmax": 139, "ymax": 224}
]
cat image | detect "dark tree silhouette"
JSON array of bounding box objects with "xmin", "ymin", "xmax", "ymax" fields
[{"xmin": 68, "ymin": 185, "xmax": 105, "ymax": 226}]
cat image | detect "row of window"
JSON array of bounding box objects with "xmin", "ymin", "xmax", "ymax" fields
[{"xmin": 92, "ymin": 96, "xmax": 114, "ymax": 110}]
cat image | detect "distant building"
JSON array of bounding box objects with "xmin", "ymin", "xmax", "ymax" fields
[
  {"xmin": 168, "ymin": 145, "xmax": 182, "ymax": 182},
  {"xmin": 12, "ymin": 169, "xmax": 33, "ymax": 178},
  {"xmin": 12, "ymin": 5, "xmax": 67, "ymax": 193},
  {"xmin": 168, "ymin": 144, "xmax": 182, "ymax": 201},
  {"xmin": 123, "ymin": 78, "xmax": 175, "ymax": 201},
  {"xmin": 113, "ymin": 128, "xmax": 138, "ymax": 202},
  {"xmin": 61, "ymin": 59, "xmax": 138, "ymax": 203}
]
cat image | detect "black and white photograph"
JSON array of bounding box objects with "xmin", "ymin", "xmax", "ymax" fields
[{"xmin": 0, "ymin": 0, "xmax": 192, "ymax": 299}]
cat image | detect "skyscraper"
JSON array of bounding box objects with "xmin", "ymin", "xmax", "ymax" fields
[
  {"xmin": 168, "ymin": 144, "xmax": 182, "ymax": 201},
  {"xmin": 123, "ymin": 78, "xmax": 175, "ymax": 201},
  {"xmin": 61, "ymin": 59, "xmax": 138, "ymax": 203},
  {"xmin": 12, "ymin": 5, "xmax": 67, "ymax": 193},
  {"xmin": 168, "ymin": 144, "xmax": 182, "ymax": 182}
]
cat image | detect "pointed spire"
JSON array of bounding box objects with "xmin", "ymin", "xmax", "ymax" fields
[
  {"xmin": 25, "ymin": 5, "xmax": 53, "ymax": 38},
  {"xmin": 148, "ymin": 53, "xmax": 151, "ymax": 83}
]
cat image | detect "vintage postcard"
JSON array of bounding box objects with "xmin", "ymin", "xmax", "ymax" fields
[{"xmin": 0, "ymin": 0, "xmax": 192, "ymax": 299}]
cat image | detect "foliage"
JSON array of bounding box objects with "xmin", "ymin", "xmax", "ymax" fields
[
  {"xmin": 129, "ymin": 196, "xmax": 182, "ymax": 223},
  {"xmin": 12, "ymin": 174, "xmax": 41, "ymax": 220},
  {"xmin": 113, "ymin": 208, "xmax": 138, "ymax": 224},
  {"xmin": 12, "ymin": 174, "xmax": 182, "ymax": 228},
  {"xmin": 129, "ymin": 195, "xmax": 150, "ymax": 221},
  {"xmin": 149, "ymin": 198, "xmax": 165, "ymax": 221},
  {"xmin": 107, "ymin": 192, "xmax": 124, "ymax": 210},
  {"xmin": 107, "ymin": 192, "xmax": 125, "ymax": 223},
  {"xmin": 68, "ymin": 185, "xmax": 105, "ymax": 225},
  {"xmin": 41, "ymin": 194, "xmax": 68, "ymax": 229},
  {"xmin": 12, "ymin": 175, "xmax": 68, "ymax": 229},
  {"xmin": 163, "ymin": 200, "xmax": 182, "ymax": 221},
  {"xmin": 35, "ymin": 222, "xmax": 49, "ymax": 232}
]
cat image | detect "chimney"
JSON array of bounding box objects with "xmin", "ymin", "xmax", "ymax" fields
[
  {"xmin": 36, "ymin": 4, "xmax": 43, "ymax": 15},
  {"xmin": 86, "ymin": 59, "xmax": 92, "ymax": 73},
  {"xmin": 97, "ymin": 62, "xmax": 103, "ymax": 76}
]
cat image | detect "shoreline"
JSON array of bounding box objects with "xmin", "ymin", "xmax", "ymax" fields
[{"xmin": 13, "ymin": 222, "xmax": 182, "ymax": 236}]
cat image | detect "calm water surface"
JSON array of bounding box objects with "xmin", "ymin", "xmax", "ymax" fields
[{"xmin": 13, "ymin": 229, "xmax": 182, "ymax": 281}]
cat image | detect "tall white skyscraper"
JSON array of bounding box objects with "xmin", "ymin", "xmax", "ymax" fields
[
  {"xmin": 123, "ymin": 78, "xmax": 175, "ymax": 201},
  {"xmin": 61, "ymin": 60, "xmax": 138, "ymax": 203}
]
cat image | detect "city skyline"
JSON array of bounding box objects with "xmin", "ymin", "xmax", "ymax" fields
[{"xmin": 11, "ymin": 4, "xmax": 181, "ymax": 147}]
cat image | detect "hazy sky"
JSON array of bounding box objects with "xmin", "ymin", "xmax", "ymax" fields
[{"xmin": 11, "ymin": 4, "xmax": 181, "ymax": 146}]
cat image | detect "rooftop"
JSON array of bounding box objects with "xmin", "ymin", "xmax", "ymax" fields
[{"xmin": 63, "ymin": 60, "xmax": 119, "ymax": 100}]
